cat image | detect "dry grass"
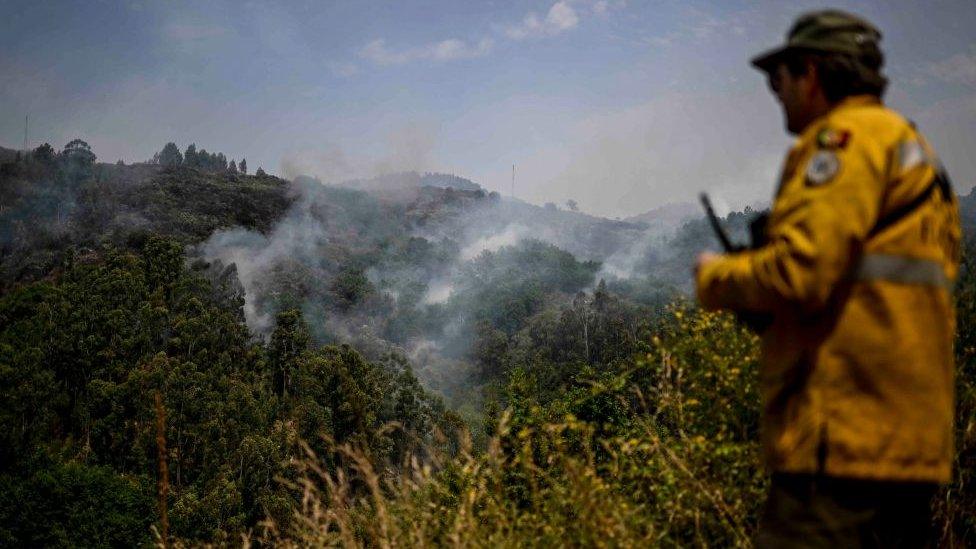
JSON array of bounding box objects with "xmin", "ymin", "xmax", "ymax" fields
[{"xmin": 252, "ymin": 397, "xmax": 760, "ymax": 547}]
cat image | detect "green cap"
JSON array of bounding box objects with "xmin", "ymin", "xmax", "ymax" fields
[{"xmin": 751, "ymin": 10, "xmax": 882, "ymax": 73}]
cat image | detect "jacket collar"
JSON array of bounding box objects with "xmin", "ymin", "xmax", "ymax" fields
[
  {"xmin": 831, "ymin": 94, "xmax": 882, "ymax": 112},
  {"xmin": 797, "ymin": 95, "xmax": 881, "ymax": 143}
]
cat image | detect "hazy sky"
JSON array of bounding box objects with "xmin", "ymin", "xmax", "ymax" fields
[{"xmin": 2, "ymin": 0, "xmax": 974, "ymax": 217}]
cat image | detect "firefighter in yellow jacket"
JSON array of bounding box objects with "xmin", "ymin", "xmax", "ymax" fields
[{"xmin": 695, "ymin": 10, "xmax": 961, "ymax": 547}]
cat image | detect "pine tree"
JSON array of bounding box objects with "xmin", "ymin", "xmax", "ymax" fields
[
  {"xmin": 33, "ymin": 143, "xmax": 55, "ymax": 164},
  {"xmin": 197, "ymin": 149, "xmax": 210, "ymax": 170},
  {"xmin": 239, "ymin": 158, "xmax": 247, "ymax": 174},
  {"xmin": 184, "ymin": 144, "xmax": 198, "ymax": 167},
  {"xmin": 158, "ymin": 142, "xmax": 183, "ymax": 166},
  {"xmin": 269, "ymin": 309, "xmax": 310, "ymax": 398}
]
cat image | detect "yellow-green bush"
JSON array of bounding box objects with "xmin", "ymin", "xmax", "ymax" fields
[{"xmin": 261, "ymin": 304, "xmax": 766, "ymax": 547}]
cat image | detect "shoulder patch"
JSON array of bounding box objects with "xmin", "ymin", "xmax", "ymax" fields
[
  {"xmin": 816, "ymin": 128, "xmax": 851, "ymax": 149},
  {"xmin": 805, "ymin": 150, "xmax": 840, "ymax": 186}
]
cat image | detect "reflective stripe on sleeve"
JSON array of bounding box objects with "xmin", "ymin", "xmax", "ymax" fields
[
  {"xmin": 898, "ymin": 140, "xmax": 927, "ymax": 173},
  {"xmin": 854, "ymin": 253, "xmax": 951, "ymax": 289}
]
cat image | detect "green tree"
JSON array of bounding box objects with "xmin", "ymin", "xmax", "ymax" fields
[
  {"xmin": 330, "ymin": 268, "xmax": 372, "ymax": 311},
  {"xmin": 158, "ymin": 142, "xmax": 183, "ymax": 166},
  {"xmin": 269, "ymin": 309, "xmax": 310, "ymax": 398},
  {"xmin": 184, "ymin": 144, "xmax": 198, "ymax": 167},
  {"xmin": 0, "ymin": 458, "xmax": 155, "ymax": 547},
  {"xmin": 61, "ymin": 139, "xmax": 96, "ymax": 165},
  {"xmin": 197, "ymin": 148, "xmax": 210, "ymax": 170},
  {"xmin": 33, "ymin": 143, "xmax": 55, "ymax": 164}
]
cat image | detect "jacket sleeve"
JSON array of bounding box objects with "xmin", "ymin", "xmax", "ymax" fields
[{"xmin": 696, "ymin": 130, "xmax": 888, "ymax": 314}]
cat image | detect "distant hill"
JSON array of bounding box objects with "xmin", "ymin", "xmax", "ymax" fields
[
  {"xmin": 0, "ymin": 146, "xmax": 20, "ymax": 164},
  {"xmin": 289, "ymin": 170, "xmax": 654, "ymax": 265},
  {"xmin": 958, "ymin": 185, "xmax": 976, "ymax": 234},
  {"xmin": 0, "ymin": 154, "xmax": 291, "ymax": 287},
  {"xmin": 624, "ymin": 201, "xmax": 699, "ymax": 233},
  {"xmin": 336, "ymin": 171, "xmax": 483, "ymax": 193}
]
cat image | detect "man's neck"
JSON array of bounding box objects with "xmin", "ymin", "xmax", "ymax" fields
[
  {"xmin": 793, "ymin": 96, "xmax": 835, "ymax": 134},
  {"xmin": 808, "ymin": 99, "xmax": 835, "ymax": 123}
]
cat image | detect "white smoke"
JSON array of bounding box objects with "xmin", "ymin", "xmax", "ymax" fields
[
  {"xmin": 459, "ymin": 223, "xmax": 531, "ymax": 261},
  {"xmin": 279, "ymin": 122, "xmax": 439, "ymax": 184},
  {"xmin": 199, "ymin": 190, "xmax": 327, "ymax": 333},
  {"xmin": 422, "ymin": 277, "xmax": 455, "ymax": 305}
]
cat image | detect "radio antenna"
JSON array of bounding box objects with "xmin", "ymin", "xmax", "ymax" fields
[{"xmin": 511, "ymin": 163, "xmax": 515, "ymax": 198}]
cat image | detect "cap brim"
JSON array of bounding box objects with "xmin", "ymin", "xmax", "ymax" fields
[{"xmin": 750, "ymin": 45, "xmax": 790, "ymax": 73}]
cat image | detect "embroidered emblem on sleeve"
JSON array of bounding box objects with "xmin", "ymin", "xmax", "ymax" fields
[
  {"xmin": 805, "ymin": 150, "xmax": 840, "ymax": 186},
  {"xmin": 816, "ymin": 128, "xmax": 850, "ymax": 149}
]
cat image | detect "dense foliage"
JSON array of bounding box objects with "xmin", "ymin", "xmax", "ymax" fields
[{"xmin": 0, "ymin": 236, "xmax": 456, "ymax": 545}]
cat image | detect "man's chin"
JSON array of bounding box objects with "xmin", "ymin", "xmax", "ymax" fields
[{"xmin": 785, "ymin": 119, "xmax": 802, "ymax": 135}]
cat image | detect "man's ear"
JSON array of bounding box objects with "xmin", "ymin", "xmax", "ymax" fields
[
  {"xmin": 803, "ymin": 59, "xmax": 821, "ymax": 98},
  {"xmin": 803, "ymin": 58, "xmax": 818, "ymax": 80}
]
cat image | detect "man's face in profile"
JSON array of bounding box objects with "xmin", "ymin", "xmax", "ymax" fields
[{"xmin": 768, "ymin": 62, "xmax": 814, "ymax": 135}]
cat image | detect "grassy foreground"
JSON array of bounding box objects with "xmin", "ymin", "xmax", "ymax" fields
[
  {"xmin": 242, "ymin": 296, "xmax": 975, "ymax": 548},
  {"xmin": 241, "ymin": 307, "xmax": 766, "ymax": 547}
]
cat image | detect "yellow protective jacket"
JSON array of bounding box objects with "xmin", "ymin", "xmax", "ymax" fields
[{"xmin": 696, "ymin": 95, "xmax": 961, "ymax": 482}]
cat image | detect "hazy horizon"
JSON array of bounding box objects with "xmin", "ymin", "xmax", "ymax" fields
[{"xmin": 3, "ymin": 0, "xmax": 974, "ymax": 217}]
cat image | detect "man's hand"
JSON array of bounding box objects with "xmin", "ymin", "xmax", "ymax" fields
[
  {"xmin": 695, "ymin": 251, "xmax": 720, "ymax": 276},
  {"xmin": 696, "ymin": 249, "xmax": 772, "ymax": 332}
]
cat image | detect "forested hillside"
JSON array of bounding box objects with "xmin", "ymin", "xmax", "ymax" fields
[{"xmin": 1, "ymin": 141, "xmax": 974, "ymax": 546}]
